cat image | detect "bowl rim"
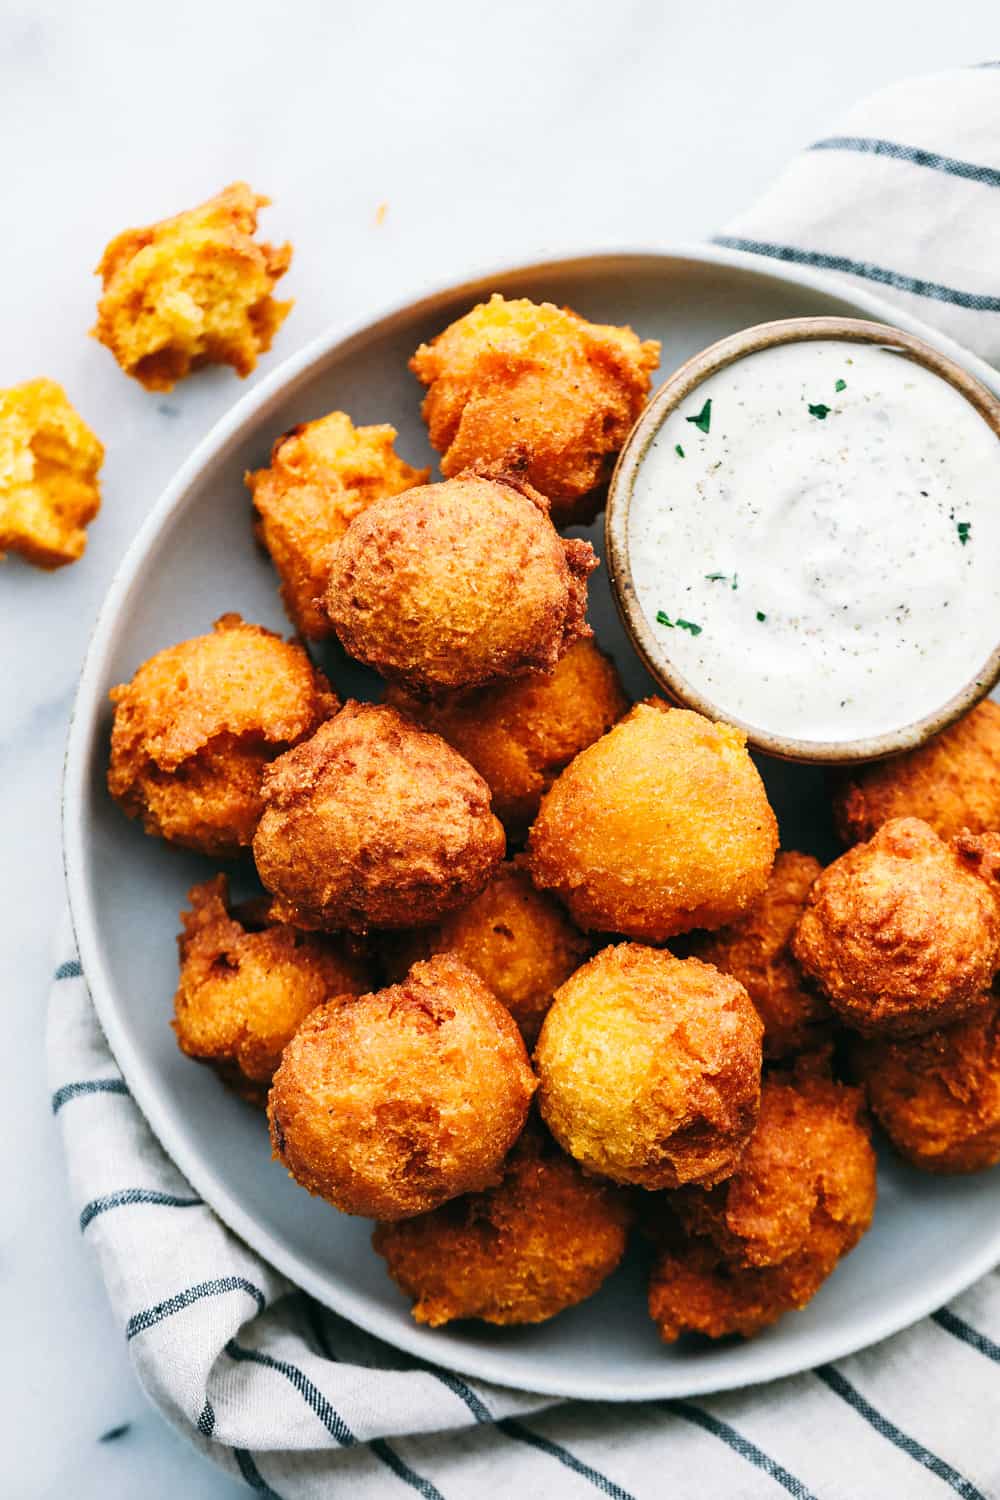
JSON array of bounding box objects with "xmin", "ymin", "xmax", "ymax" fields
[
  {"xmin": 605, "ymin": 314, "xmax": 1000, "ymax": 764},
  {"xmin": 62, "ymin": 244, "xmax": 1000, "ymax": 1401}
]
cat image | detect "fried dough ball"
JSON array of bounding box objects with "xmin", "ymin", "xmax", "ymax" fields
[
  {"xmin": 535, "ymin": 944, "xmax": 763, "ymax": 1189},
  {"xmin": 0, "ymin": 378, "xmax": 103, "ymax": 569},
  {"xmin": 324, "ymin": 470, "xmax": 597, "ymax": 696},
  {"xmin": 834, "ymin": 699, "xmax": 1000, "ymax": 845},
  {"xmin": 382, "ymin": 862, "xmax": 590, "ymax": 1046},
  {"xmin": 93, "ymin": 182, "xmax": 292, "ymax": 391},
  {"xmin": 252, "ymin": 701, "xmax": 505, "ymax": 932},
  {"xmin": 385, "ymin": 639, "xmax": 628, "ymax": 833},
  {"xmin": 268, "ymin": 955, "xmax": 535, "ymax": 1219},
  {"xmin": 792, "ymin": 818, "xmax": 1000, "ymax": 1038},
  {"xmin": 173, "ymin": 875, "xmax": 371, "ymax": 1105},
  {"xmin": 372, "ymin": 1125, "xmax": 631, "ymax": 1325},
  {"xmin": 646, "ymin": 1071, "xmax": 876, "ymax": 1341},
  {"xmin": 410, "ymin": 293, "xmax": 661, "ymax": 526},
  {"xmin": 247, "ymin": 411, "xmax": 428, "ymax": 639},
  {"xmin": 527, "ymin": 701, "xmax": 778, "ymax": 941},
  {"xmin": 852, "ymin": 998, "xmax": 1000, "ymax": 1172},
  {"xmin": 107, "ymin": 614, "xmax": 338, "ymax": 856},
  {"xmin": 689, "ymin": 851, "xmax": 831, "ymax": 1059}
]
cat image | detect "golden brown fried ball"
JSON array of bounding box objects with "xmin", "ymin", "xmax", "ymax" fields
[
  {"xmin": 93, "ymin": 182, "xmax": 292, "ymax": 391},
  {"xmin": 324, "ymin": 470, "xmax": 597, "ymax": 696},
  {"xmin": 410, "ymin": 293, "xmax": 660, "ymax": 526},
  {"xmin": 382, "ymin": 862, "xmax": 590, "ymax": 1046},
  {"xmin": 252, "ymin": 701, "xmax": 505, "ymax": 932},
  {"xmin": 834, "ymin": 699, "xmax": 1000, "ymax": 845},
  {"xmin": 527, "ymin": 701, "xmax": 778, "ymax": 941},
  {"xmin": 646, "ymin": 1070, "xmax": 876, "ymax": 1341},
  {"xmin": 535, "ymin": 944, "xmax": 763, "ymax": 1189},
  {"xmin": 852, "ymin": 997, "xmax": 1000, "ymax": 1172},
  {"xmin": 268, "ymin": 954, "xmax": 535, "ymax": 1219},
  {"xmin": 108, "ymin": 614, "xmax": 338, "ymax": 856},
  {"xmin": 792, "ymin": 818, "xmax": 1000, "ymax": 1038},
  {"xmin": 372, "ymin": 1125, "xmax": 631, "ymax": 1325},
  {"xmin": 689, "ymin": 851, "xmax": 831, "ymax": 1060},
  {"xmin": 0, "ymin": 378, "xmax": 103, "ymax": 569},
  {"xmin": 385, "ymin": 639, "xmax": 629, "ymax": 833},
  {"xmin": 247, "ymin": 411, "xmax": 428, "ymax": 639},
  {"xmin": 173, "ymin": 874, "xmax": 371, "ymax": 1105}
]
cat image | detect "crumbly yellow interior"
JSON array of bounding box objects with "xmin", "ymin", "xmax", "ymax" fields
[
  {"xmin": 0, "ymin": 377, "xmax": 103, "ymax": 568},
  {"xmin": 92, "ymin": 181, "xmax": 292, "ymax": 390}
]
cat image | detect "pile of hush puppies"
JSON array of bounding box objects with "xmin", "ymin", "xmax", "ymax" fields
[{"xmin": 41, "ymin": 184, "xmax": 1000, "ymax": 1345}]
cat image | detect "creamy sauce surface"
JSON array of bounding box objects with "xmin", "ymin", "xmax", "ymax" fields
[{"xmin": 628, "ymin": 339, "xmax": 1000, "ymax": 743}]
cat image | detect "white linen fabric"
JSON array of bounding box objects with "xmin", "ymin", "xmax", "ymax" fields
[{"xmin": 49, "ymin": 63, "xmax": 1000, "ymax": 1500}]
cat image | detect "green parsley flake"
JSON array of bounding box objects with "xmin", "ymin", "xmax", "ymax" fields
[
  {"xmin": 808, "ymin": 403, "xmax": 831, "ymax": 420},
  {"xmin": 957, "ymin": 521, "xmax": 972, "ymax": 546},
  {"xmin": 656, "ymin": 611, "xmax": 702, "ymax": 637},
  {"xmin": 756, "ymin": 611, "xmax": 767, "ymax": 622},
  {"xmin": 656, "ymin": 610, "xmax": 674, "ymax": 627},
  {"xmin": 675, "ymin": 443, "xmax": 685, "ymax": 458},
  {"xmin": 686, "ymin": 398, "xmax": 712, "ymax": 434},
  {"xmin": 835, "ymin": 378, "xmax": 847, "ymax": 393},
  {"xmin": 705, "ymin": 572, "xmax": 739, "ymax": 590}
]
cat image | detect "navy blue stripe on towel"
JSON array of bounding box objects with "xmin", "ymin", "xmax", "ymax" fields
[
  {"xmin": 54, "ymin": 958, "xmax": 83, "ymax": 980},
  {"xmin": 667, "ymin": 1402, "xmax": 817, "ymax": 1500},
  {"xmin": 498, "ymin": 1418, "xmax": 637, "ymax": 1500},
  {"xmin": 369, "ymin": 1439, "xmax": 447, "ymax": 1500},
  {"xmin": 932, "ymin": 1308, "xmax": 1000, "ymax": 1364},
  {"xmin": 80, "ymin": 1188, "xmax": 202, "ymax": 1232},
  {"xmin": 126, "ymin": 1277, "xmax": 265, "ymax": 1340},
  {"xmin": 52, "ymin": 1078, "xmax": 130, "ymax": 1114},
  {"xmin": 810, "ymin": 136, "xmax": 1000, "ymax": 189},
  {"xmin": 225, "ymin": 1339, "xmax": 355, "ymax": 1446},
  {"xmin": 234, "ymin": 1449, "xmax": 283, "ymax": 1498}
]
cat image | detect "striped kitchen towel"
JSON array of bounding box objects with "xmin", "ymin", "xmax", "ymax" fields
[{"xmin": 50, "ymin": 63, "xmax": 1000, "ymax": 1500}]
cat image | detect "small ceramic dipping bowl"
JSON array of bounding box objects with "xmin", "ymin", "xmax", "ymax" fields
[{"xmin": 605, "ymin": 315, "xmax": 1000, "ymax": 764}]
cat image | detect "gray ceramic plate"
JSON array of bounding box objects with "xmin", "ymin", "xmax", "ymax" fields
[{"xmin": 63, "ymin": 247, "xmax": 1000, "ymax": 1401}]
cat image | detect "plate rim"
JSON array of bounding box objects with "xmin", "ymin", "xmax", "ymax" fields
[{"xmin": 62, "ymin": 242, "xmax": 1000, "ymax": 1401}]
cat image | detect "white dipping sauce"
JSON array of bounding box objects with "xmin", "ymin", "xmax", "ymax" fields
[{"xmin": 628, "ymin": 339, "xmax": 1000, "ymax": 743}]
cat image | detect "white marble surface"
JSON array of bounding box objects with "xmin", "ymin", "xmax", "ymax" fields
[{"xmin": 1, "ymin": 2, "xmax": 996, "ymax": 1493}]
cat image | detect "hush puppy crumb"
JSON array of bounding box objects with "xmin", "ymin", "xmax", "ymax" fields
[
  {"xmin": 535, "ymin": 943, "xmax": 763, "ymax": 1190},
  {"xmin": 268, "ymin": 954, "xmax": 535, "ymax": 1219},
  {"xmin": 372, "ymin": 1126, "xmax": 631, "ymax": 1325},
  {"xmin": 410, "ymin": 293, "xmax": 660, "ymax": 525},
  {"xmin": 0, "ymin": 378, "xmax": 103, "ymax": 569},
  {"xmin": 107, "ymin": 613, "xmax": 337, "ymax": 856},
  {"xmin": 93, "ymin": 182, "xmax": 292, "ymax": 391},
  {"xmin": 247, "ymin": 411, "xmax": 428, "ymax": 639}
]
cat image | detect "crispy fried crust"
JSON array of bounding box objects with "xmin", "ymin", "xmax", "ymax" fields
[
  {"xmin": 792, "ymin": 818, "xmax": 1000, "ymax": 1037},
  {"xmin": 385, "ymin": 638, "xmax": 628, "ymax": 833},
  {"xmin": 833, "ymin": 700, "xmax": 1000, "ymax": 845},
  {"xmin": 381, "ymin": 861, "xmax": 591, "ymax": 1046},
  {"xmin": 268, "ymin": 954, "xmax": 535, "ymax": 1219},
  {"xmin": 0, "ymin": 378, "xmax": 103, "ymax": 568},
  {"xmin": 173, "ymin": 874, "xmax": 371, "ymax": 1104},
  {"xmin": 410, "ymin": 293, "xmax": 660, "ymax": 526},
  {"xmin": 252, "ymin": 701, "xmax": 506, "ymax": 932},
  {"xmin": 535, "ymin": 944, "xmax": 763, "ymax": 1189},
  {"xmin": 853, "ymin": 998, "xmax": 1000, "ymax": 1172},
  {"xmin": 92, "ymin": 182, "xmax": 292, "ymax": 390},
  {"xmin": 107, "ymin": 614, "xmax": 338, "ymax": 856},
  {"xmin": 689, "ymin": 851, "xmax": 831, "ymax": 1059},
  {"xmin": 372, "ymin": 1126, "xmax": 631, "ymax": 1325},
  {"xmin": 247, "ymin": 411, "xmax": 428, "ymax": 639},
  {"xmin": 527, "ymin": 701, "xmax": 778, "ymax": 941},
  {"xmin": 646, "ymin": 1072, "xmax": 876, "ymax": 1340},
  {"xmin": 324, "ymin": 470, "xmax": 597, "ymax": 695}
]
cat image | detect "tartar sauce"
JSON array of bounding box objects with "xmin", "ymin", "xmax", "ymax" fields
[{"xmin": 628, "ymin": 339, "xmax": 1000, "ymax": 744}]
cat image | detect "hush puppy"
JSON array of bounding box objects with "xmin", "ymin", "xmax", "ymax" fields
[
  {"xmin": 382, "ymin": 862, "xmax": 590, "ymax": 1046},
  {"xmin": 527, "ymin": 701, "xmax": 778, "ymax": 941},
  {"xmin": 689, "ymin": 851, "xmax": 831, "ymax": 1060},
  {"xmin": 410, "ymin": 293, "xmax": 660, "ymax": 526},
  {"xmin": 247, "ymin": 411, "xmax": 428, "ymax": 639},
  {"xmin": 646, "ymin": 1070, "xmax": 876, "ymax": 1341},
  {"xmin": 107, "ymin": 614, "xmax": 338, "ymax": 856},
  {"xmin": 535, "ymin": 944, "xmax": 763, "ymax": 1189},
  {"xmin": 93, "ymin": 182, "xmax": 292, "ymax": 390},
  {"xmin": 173, "ymin": 874, "xmax": 371, "ymax": 1105},
  {"xmin": 252, "ymin": 701, "xmax": 505, "ymax": 932},
  {"xmin": 268, "ymin": 954, "xmax": 535, "ymax": 1219},
  {"xmin": 792, "ymin": 818, "xmax": 1000, "ymax": 1037},
  {"xmin": 834, "ymin": 698, "xmax": 1000, "ymax": 845},
  {"xmin": 324, "ymin": 469, "xmax": 597, "ymax": 695},
  {"xmin": 372, "ymin": 1126, "xmax": 631, "ymax": 1325},
  {"xmin": 385, "ymin": 638, "xmax": 628, "ymax": 833},
  {"xmin": 0, "ymin": 378, "xmax": 103, "ymax": 569},
  {"xmin": 853, "ymin": 998, "xmax": 1000, "ymax": 1172}
]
